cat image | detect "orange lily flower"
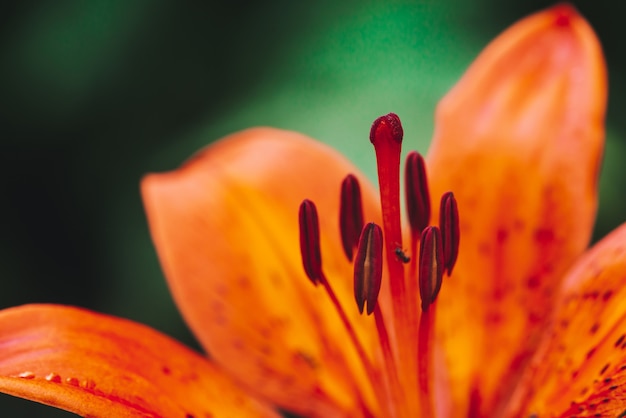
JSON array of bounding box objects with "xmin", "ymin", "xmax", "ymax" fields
[{"xmin": 0, "ymin": 4, "xmax": 617, "ymax": 417}]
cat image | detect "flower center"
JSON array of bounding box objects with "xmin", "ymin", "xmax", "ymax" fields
[{"xmin": 298, "ymin": 113, "xmax": 460, "ymax": 418}]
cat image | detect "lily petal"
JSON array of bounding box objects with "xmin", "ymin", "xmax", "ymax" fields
[
  {"xmin": 142, "ymin": 128, "xmax": 381, "ymax": 417},
  {"xmin": 0, "ymin": 304, "xmax": 279, "ymax": 417},
  {"xmin": 509, "ymin": 223, "xmax": 626, "ymax": 417},
  {"xmin": 427, "ymin": 5, "xmax": 607, "ymax": 415}
]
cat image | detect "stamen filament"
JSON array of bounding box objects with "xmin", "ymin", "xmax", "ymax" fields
[
  {"xmin": 418, "ymin": 302, "xmax": 436, "ymax": 417},
  {"xmin": 320, "ymin": 271, "xmax": 392, "ymax": 418},
  {"xmin": 373, "ymin": 305, "xmax": 405, "ymax": 418}
]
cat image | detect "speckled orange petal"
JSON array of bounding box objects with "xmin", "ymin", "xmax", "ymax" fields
[
  {"xmin": 0, "ymin": 304, "xmax": 279, "ymax": 417},
  {"xmin": 507, "ymin": 223, "xmax": 626, "ymax": 417},
  {"xmin": 142, "ymin": 128, "xmax": 381, "ymax": 417},
  {"xmin": 427, "ymin": 5, "xmax": 607, "ymax": 415}
]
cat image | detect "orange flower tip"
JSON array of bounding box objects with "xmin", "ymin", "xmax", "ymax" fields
[
  {"xmin": 353, "ymin": 222, "xmax": 384, "ymax": 315},
  {"xmin": 369, "ymin": 113, "xmax": 404, "ymax": 147},
  {"xmin": 339, "ymin": 174, "xmax": 365, "ymax": 262},
  {"xmin": 551, "ymin": 3, "xmax": 577, "ymax": 27},
  {"xmin": 298, "ymin": 199, "xmax": 323, "ymax": 285},
  {"xmin": 405, "ymin": 151, "xmax": 431, "ymax": 236},
  {"xmin": 419, "ymin": 226, "xmax": 444, "ymax": 312},
  {"xmin": 439, "ymin": 192, "xmax": 460, "ymax": 276}
]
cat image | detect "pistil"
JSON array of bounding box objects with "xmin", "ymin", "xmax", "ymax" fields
[{"xmin": 370, "ymin": 114, "xmax": 420, "ymax": 416}]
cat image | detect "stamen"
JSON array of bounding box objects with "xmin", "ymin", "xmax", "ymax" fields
[
  {"xmin": 418, "ymin": 301, "xmax": 436, "ymax": 418},
  {"xmin": 353, "ymin": 223, "xmax": 383, "ymax": 315},
  {"xmin": 419, "ymin": 226, "xmax": 444, "ymax": 312},
  {"xmin": 319, "ymin": 272, "xmax": 391, "ymax": 418},
  {"xmin": 373, "ymin": 305, "xmax": 405, "ymax": 417},
  {"xmin": 417, "ymin": 226, "xmax": 444, "ymax": 418},
  {"xmin": 299, "ymin": 199, "xmax": 392, "ymax": 417},
  {"xmin": 405, "ymin": 152, "xmax": 430, "ymax": 351},
  {"xmin": 439, "ymin": 192, "xmax": 460, "ymax": 276},
  {"xmin": 405, "ymin": 151, "xmax": 431, "ymax": 237},
  {"xmin": 339, "ymin": 174, "xmax": 365, "ymax": 262},
  {"xmin": 298, "ymin": 199, "xmax": 322, "ymax": 285}
]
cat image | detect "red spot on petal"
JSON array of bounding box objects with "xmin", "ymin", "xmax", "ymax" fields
[
  {"xmin": 45, "ymin": 373, "xmax": 62, "ymax": 383},
  {"xmin": 496, "ymin": 228, "xmax": 508, "ymax": 244},
  {"xmin": 534, "ymin": 228, "xmax": 554, "ymax": 245},
  {"xmin": 526, "ymin": 274, "xmax": 541, "ymax": 289},
  {"xmin": 81, "ymin": 379, "xmax": 96, "ymax": 390}
]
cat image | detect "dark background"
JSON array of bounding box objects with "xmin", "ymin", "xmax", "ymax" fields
[{"xmin": 1, "ymin": 1, "xmax": 624, "ymax": 416}]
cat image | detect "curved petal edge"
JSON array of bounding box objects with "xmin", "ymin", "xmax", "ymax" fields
[{"xmin": 0, "ymin": 304, "xmax": 279, "ymax": 418}]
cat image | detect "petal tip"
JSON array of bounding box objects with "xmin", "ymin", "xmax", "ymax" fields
[{"xmin": 550, "ymin": 3, "xmax": 579, "ymax": 27}]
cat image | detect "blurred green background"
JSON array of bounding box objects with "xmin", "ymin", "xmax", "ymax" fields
[{"xmin": 1, "ymin": 0, "xmax": 624, "ymax": 415}]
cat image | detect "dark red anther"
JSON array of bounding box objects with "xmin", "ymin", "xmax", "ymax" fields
[
  {"xmin": 298, "ymin": 199, "xmax": 322, "ymax": 285},
  {"xmin": 339, "ymin": 174, "xmax": 365, "ymax": 262},
  {"xmin": 405, "ymin": 151, "xmax": 431, "ymax": 236},
  {"xmin": 353, "ymin": 223, "xmax": 384, "ymax": 315},
  {"xmin": 419, "ymin": 226, "xmax": 444, "ymax": 312},
  {"xmin": 370, "ymin": 113, "xmax": 403, "ymax": 146},
  {"xmin": 439, "ymin": 192, "xmax": 460, "ymax": 276}
]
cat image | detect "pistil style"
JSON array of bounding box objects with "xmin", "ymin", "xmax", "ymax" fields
[{"xmin": 370, "ymin": 114, "xmax": 421, "ymax": 417}]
